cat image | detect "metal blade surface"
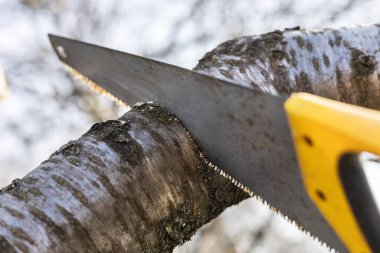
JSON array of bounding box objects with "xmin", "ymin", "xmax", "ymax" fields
[{"xmin": 49, "ymin": 35, "xmax": 346, "ymax": 252}]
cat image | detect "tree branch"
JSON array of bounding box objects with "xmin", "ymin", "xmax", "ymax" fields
[
  {"xmin": 195, "ymin": 24, "xmax": 380, "ymax": 108},
  {"xmin": 0, "ymin": 104, "xmax": 247, "ymax": 253}
]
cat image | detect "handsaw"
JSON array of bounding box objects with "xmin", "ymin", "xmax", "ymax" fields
[{"xmin": 49, "ymin": 35, "xmax": 380, "ymax": 253}]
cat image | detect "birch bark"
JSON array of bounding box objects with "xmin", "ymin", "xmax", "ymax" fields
[{"xmin": 196, "ymin": 24, "xmax": 380, "ymax": 108}]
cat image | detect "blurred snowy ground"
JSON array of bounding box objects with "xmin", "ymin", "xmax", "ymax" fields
[{"xmin": 0, "ymin": 0, "xmax": 379, "ymax": 252}]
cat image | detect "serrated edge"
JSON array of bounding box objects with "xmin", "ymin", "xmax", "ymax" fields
[
  {"xmin": 180, "ymin": 111, "xmax": 337, "ymax": 252},
  {"xmin": 61, "ymin": 62, "xmax": 130, "ymax": 108},
  {"xmin": 60, "ymin": 61, "xmax": 338, "ymax": 253},
  {"xmin": 202, "ymin": 155, "xmax": 336, "ymax": 252}
]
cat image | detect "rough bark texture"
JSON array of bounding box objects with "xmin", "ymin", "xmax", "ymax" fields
[
  {"xmin": 2, "ymin": 24, "xmax": 380, "ymax": 253},
  {"xmin": 0, "ymin": 104, "xmax": 248, "ymax": 253},
  {"xmin": 195, "ymin": 24, "xmax": 380, "ymax": 109}
]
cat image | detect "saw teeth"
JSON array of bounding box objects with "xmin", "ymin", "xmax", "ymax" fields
[
  {"xmin": 183, "ymin": 113, "xmax": 335, "ymax": 252},
  {"xmin": 187, "ymin": 127, "xmax": 334, "ymax": 251},
  {"xmin": 60, "ymin": 63, "xmax": 339, "ymax": 253},
  {"xmin": 249, "ymin": 185, "xmax": 336, "ymax": 251},
  {"xmin": 61, "ymin": 62, "xmax": 129, "ymax": 109}
]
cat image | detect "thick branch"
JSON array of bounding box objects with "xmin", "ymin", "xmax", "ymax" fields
[
  {"xmin": 195, "ymin": 24, "xmax": 380, "ymax": 108},
  {"xmin": 0, "ymin": 104, "xmax": 247, "ymax": 253}
]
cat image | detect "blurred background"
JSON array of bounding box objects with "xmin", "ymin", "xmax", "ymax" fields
[{"xmin": 0, "ymin": 0, "xmax": 378, "ymax": 252}]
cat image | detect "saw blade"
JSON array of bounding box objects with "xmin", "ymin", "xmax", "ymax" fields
[{"xmin": 49, "ymin": 34, "xmax": 347, "ymax": 252}]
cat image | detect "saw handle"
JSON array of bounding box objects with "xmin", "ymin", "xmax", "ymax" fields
[
  {"xmin": 285, "ymin": 93, "xmax": 380, "ymax": 253},
  {"xmin": 339, "ymin": 153, "xmax": 380, "ymax": 252}
]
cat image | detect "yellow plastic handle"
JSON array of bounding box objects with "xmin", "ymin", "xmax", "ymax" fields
[{"xmin": 285, "ymin": 93, "xmax": 380, "ymax": 253}]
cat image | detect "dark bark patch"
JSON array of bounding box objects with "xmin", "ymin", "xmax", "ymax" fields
[
  {"xmin": 112, "ymin": 204, "xmax": 131, "ymax": 234},
  {"xmin": 289, "ymin": 48, "xmax": 297, "ymax": 67},
  {"xmin": 284, "ymin": 26, "xmax": 301, "ymax": 31},
  {"xmin": 271, "ymin": 50, "xmax": 287, "ymax": 60},
  {"xmin": 23, "ymin": 177, "xmax": 38, "ymax": 185},
  {"xmin": 225, "ymin": 60, "xmax": 243, "ymax": 68},
  {"xmin": 53, "ymin": 175, "xmax": 90, "ymax": 208},
  {"xmin": 39, "ymin": 165, "xmax": 53, "ymax": 172},
  {"xmin": 196, "ymin": 30, "xmax": 284, "ymax": 72},
  {"xmin": 87, "ymin": 120, "xmax": 144, "ymax": 168},
  {"xmin": 336, "ymin": 67, "xmax": 350, "ymax": 102},
  {"xmin": 295, "ymin": 36, "xmax": 305, "ymax": 48},
  {"xmin": 90, "ymin": 179, "xmax": 100, "ymax": 189},
  {"xmin": 306, "ymin": 41, "xmax": 313, "ymax": 52},
  {"xmin": 137, "ymin": 103, "xmax": 179, "ymax": 125},
  {"xmin": 349, "ymin": 47, "xmax": 377, "ymax": 106},
  {"xmin": 152, "ymin": 163, "xmax": 249, "ymax": 252},
  {"xmin": 52, "ymin": 141, "xmax": 82, "ymax": 158},
  {"xmin": 14, "ymin": 241, "xmax": 29, "ymax": 253},
  {"xmin": 323, "ymin": 54, "xmax": 330, "ymax": 67},
  {"xmin": 249, "ymin": 81, "xmax": 257, "ymax": 88},
  {"xmin": 237, "ymin": 31, "xmax": 293, "ymax": 95},
  {"xmin": 199, "ymin": 164, "xmax": 248, "ymax": 212},
  {"xmin": 1, "ymin": 179, "xmax": 29, "ymax": 201},
  {"xmin": 8, "ymin": 226, "xmax": 34, "ymax": 245},
  {"xmin": 67, "ymin": 157, "xmax": 80, "ymax": 166},
  {"xmin": 29, "ymin": 206, "xmax": 69, "ymax": 242},
  {"xmin": 3, "ymin": 207, "xmax": 25, "ymax": 219},
  {"xmin": 312, "ymin": 57, "xmax": 320, "ymax": 71},
  {"xmin": 272, "ymin": 65, "xmax": 293, "ymax": 94},
  {"xmin": 0, "ymin": 218, "xmax": 34, "ymax": 252},
  {"xmin": 0, "ymin": 236, "xmax": 17, "ymax": 253},
  {"xmin": 97, "ymin": 173, "xmax": 120, "ymax": 200},
  {"xmin": 28, "ymin": 187, "xmax": 42, "ymax": 197},
  {"xmin": 220, "ymin": 69, "xmax": 233, "ymax": 79},
  {"xmin": 150, "ymin": 130, "xmax": 165, "ymax": 143},
  {"xmin": 86, "ymin": 122, "xmax": 104, "ymax": 133},
  {"xmin": 0, "ymin": 179, "xmax": 21, "ymax": 193},
  {"xmin": 56, "ymin": 205, "xmax": 99, "ymax": 252},
  {"xmin": 328, "ymin": 39, "xmax": 334, "ymax": 47},
  {"xmin": 157, "ymin": 204, "xmax": 197, "ymax": 250},
  {"xmin": 295, "ymin": 71, "xmax": 312, "ymax": 92},
  {"xmin": 88, "ymin": 153, "xmax": 105, "ymax": 167},
  {"xmin": 42, "ymin": 158, "xmax": 60, "ymax": 165},
  {"xmin": 343, "ymin": 40, "xmax": 350, "ymax": 48},
  {"xmin": 350, "ymin": 48, "xmax": 376, "ymax": 76},
  {"xmin": 333, "ymin": 31, "xmax": 343, "ymax": 46}
]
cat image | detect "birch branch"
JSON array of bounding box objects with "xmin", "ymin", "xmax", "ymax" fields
[
  {"xmin": 0, "ymin": 104, "xmax": 247, "ymax": 253},
  {"xmin": 195, "ymin": 24, "xmax": 380, "ymax": 108}
]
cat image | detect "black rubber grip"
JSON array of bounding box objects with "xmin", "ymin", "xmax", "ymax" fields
[{"xmin": 339, "ymin": 153, "xmax": 380, "ymax": 253}]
